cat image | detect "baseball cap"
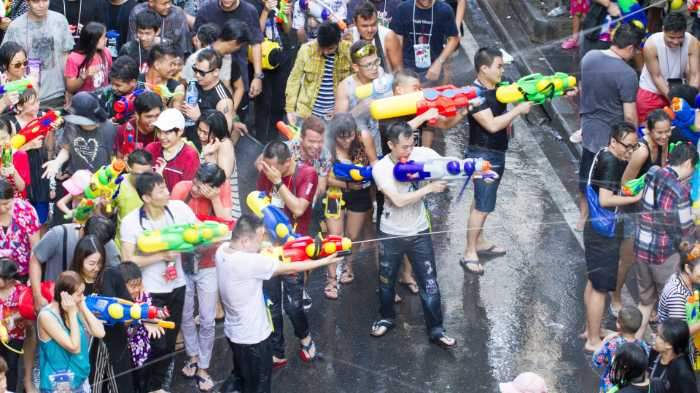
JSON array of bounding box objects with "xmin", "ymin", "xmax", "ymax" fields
[
  {"xmin": 499, "ymin": 373, "xmax": 548, "ymax": 393},
  {"xmin": 62, "ymin": 169, "xmax": 92, "ymax": 196},
  {"xmin": 152, "ymin": 108, "xmax": 185, "ymax": 132},
  {"xmin": 64, "ymin": 92, "xmax": 109, "ymax": 126}
]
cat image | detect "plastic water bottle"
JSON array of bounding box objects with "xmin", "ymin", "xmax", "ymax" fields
[
  {"xmin": 185, "ymin": 80, "xmax": 198, "ymax": 127},
  {"xmin": 106, "ymin": 30, "xmax": 120, "ymax": 58}
]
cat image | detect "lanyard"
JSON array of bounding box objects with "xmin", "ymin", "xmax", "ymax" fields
[
  {"xmin": 63, "ymin": 0, "xmax": 83, "ymax": 29},
  {"xmin": 411, "ymin": 0, "xmax": 433, "ymax": 44}
]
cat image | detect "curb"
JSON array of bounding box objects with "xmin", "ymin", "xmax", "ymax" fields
[
  {"xmin": 508, "ymin": 0, "xmax": 570, "ymax": 43},
  {"xmin": 475, "ymin": 0, "xmax": 583, "ymax": 159}
]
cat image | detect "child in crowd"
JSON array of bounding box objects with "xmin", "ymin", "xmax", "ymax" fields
[
  {"xmin": 120, "ymin": 10, "xmax": 164, "ymax": 74},
  {"xmin": 562, "ymin": 0, "xmax": 589, "ymax": 49},
  {"xmin": 55, "ymin": 169, "xmax": 93, "ymax": 225},
  {"xmin": 0, "ymin": 258, "xmax": 28, "ymax": 393},
  {"xmin": 592, "ymin": 306, "xmax": 650, "ymax": 393},
  {"xmin": 0, "ymin": 118, "xmax": 29, "ymax": 199},
  {"xmin": 118, "ymin": 260, "xmax": 161, "ymax": 390}
]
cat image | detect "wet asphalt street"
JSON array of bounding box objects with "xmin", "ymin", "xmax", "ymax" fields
[{"xmin": 165, "ymin": 4, "xmax": 606, "ymax": 393}]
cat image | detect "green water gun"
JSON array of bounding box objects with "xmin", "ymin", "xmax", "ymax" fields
[
  {"xmin": 64, "ymin": 199, "xmax": 95, "ymax": 224},
  {"xmin": 275, "ymin": 0, "xmax": 290, "ymax": 25},
  {"xmin": 621, "ymin": 174, "xmax": 645, "ymax": 196},
  {"xmin": 495, "ymin": 72, "xmax": 577, "ymax": 105},
  {"xmin": 137, "ymin": 221, "xmax": 231, "ymax": 253},
  {"xmin": 1, "ymin": 143, "xmax": 11, "ymax": 169}
]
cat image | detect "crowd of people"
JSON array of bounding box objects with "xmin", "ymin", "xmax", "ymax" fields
[{"xmin": 0, "ymin": 0, "xmax": 695, "ymax": 392}]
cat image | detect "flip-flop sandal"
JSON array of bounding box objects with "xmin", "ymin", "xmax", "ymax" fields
[
  {"xmin": 194, "ymin": 373, "xmax": 215, "ymax": 392},
  {"xmin": 476, "ymin": 245, "xmax": 506, "ymax": 257},
  {"xmin": 460, "ymin": 259, "xmax": 484, "ymax": 275},
  {"xmin": 272, "ymin": 358, "xmax": 288, "ymax": 370},
  {"xmin": 370, "ymin": 319, "xmax": 394, "ymax": 337},
  {"xmin": 430, "ymin": 333, "xmax": 457, "ymax": 349},
  {"xmin": 181, "ymin": 361, "xmax": 198, "ymax": 379},
  {"xmin": 324, "ymin": 277, "xmax": 338, "ymax": 300},
  {"xmin": 398, "ymin": 280, "xmax": 419, "ymax": 295},
  {"xmin": 299, "ymin": 339, "xmax": 318, "ymax": 362}
]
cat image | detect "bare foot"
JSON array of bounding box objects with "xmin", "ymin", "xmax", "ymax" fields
[{"xmin": 584, "ymin": 339, "xmax": 603, "ymax": 353}]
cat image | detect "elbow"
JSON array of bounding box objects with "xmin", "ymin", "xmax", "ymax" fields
[
  {"xmin": 66, "ymin": 342, "xmax": 81, "ymax": 354},
  {"xmin": 290, "ymin": 206, "xmax": 307, "ymax": 217}
]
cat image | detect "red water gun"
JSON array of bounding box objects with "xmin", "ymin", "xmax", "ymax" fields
[
  {"xmin": 10, "ymin": 110, "xmax": 63, "ymax": 150},
  {"xmin": 119, "ymin": 124, "xmax": 137, "ymax": 156},
  {"xmin": 265, "ymin": 235, "xmax": 352, "ymax": 262},
  {"xmin": 113, "ymin": 89, "xmax": 145, "ymax": 124}
]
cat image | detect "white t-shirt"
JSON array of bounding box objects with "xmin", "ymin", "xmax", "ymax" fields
[
  {"xmin": 215, "ymin": 245, "xmax": 279, "ymax": 344},
  {"xmin": 372, "ymin": 147, "xmax": 440, "ymax": 236},
  {"xmin": 120, "ymin": 200, "xmax": 197, "ymax": 293}
]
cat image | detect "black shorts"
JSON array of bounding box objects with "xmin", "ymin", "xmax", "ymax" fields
[
  {"xmin": 344, "ymin": 187, "xmax": 372, "ymax": 213},
  {"xmin": 579, "ymin": 148, "xmax": 596, "ymax": 194},
  {"xmin": 583, "ymin": 222, "xmax": 621, "ymax": 292}
]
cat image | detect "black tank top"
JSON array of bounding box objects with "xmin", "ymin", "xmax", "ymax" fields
[
  {"xmin": 196, "ymin": 82, "xmax": 232, "ymax": 113},
  {"xmin": 639, "ymin": 138, "xmax": 663, "ymax": 175}
]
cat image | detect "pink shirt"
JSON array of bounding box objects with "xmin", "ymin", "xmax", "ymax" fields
[
  {"xmin": 64, "ymin": 48, "xmax": 113, "ymax": 92},
  {"xmin": 0, "ymin": 199, "xmax": 40, "ymax": 275}
]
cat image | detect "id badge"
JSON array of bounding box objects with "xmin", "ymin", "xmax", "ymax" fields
[
  {"xmin": 413, "ymin": 43, "xmax": 431, "ymax": 69},
  {"xmin": 27, "ymin": 59, "xmax": 41, "ymax": 89},
  {"xmin": 163, "ymin": 261, "xmax": 178, "ymax": 282},
  {"xmin": 49, "ymin": 370, "xmax": 74, "ymax": 393}
]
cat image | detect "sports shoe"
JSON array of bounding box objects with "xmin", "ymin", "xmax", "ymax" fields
[
  {"xmin": 561, "ymin": 37, "xmax": 579, "ymax": 49},
  {"xmin": 303, "ymin": 288, "xmax": 312, "ymax": 311}
]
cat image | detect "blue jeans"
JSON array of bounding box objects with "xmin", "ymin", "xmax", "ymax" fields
[
  {"xmin": 377, "ymin": 230, "xmax": 444, "ymax": 338},
  {"xmin": 263, "ymin": 273, "xmax": 309, "ymax": 359},
  {"xmin": 464, "ymin": 146, "xmax": 506, "ymax": 213}
]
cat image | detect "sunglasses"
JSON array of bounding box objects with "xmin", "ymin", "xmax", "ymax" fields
[
  {"xmin": 12, "ymin": 61, "xmax": 28, "ymax": 69},
  {"xmin": 192, "ymin": 66, "xmax": 215, "ymax": 77},
  {"xmin": 353, "ymin": 43, "xmax": 376, "ymax": 59}
]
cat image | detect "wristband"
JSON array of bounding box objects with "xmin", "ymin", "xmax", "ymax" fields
[{"xmin": 273, "ymin": 181, "xmax": 283, "ymax": 192}]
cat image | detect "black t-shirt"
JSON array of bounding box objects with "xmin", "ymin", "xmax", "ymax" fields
[
  {"xmin": 617, "ymin": 385, "xmax": 649, "ymax": 393},
  {"xmin": 106, "ymin": 0, "xmax": 137, "ymax": 50},
  {"xmin": 590, "ymin": 149, "xmax": 626, "ymax": 194},
  {"xmin": 49, "ymin": 0, "xmax": 108, "ymax": 39},
  {"xmin": 651, "ymin": 356, "xmax": 698, "ymax": 393},
  {"xmin": 388, "ymin": 0, "xmax": 458, "ymax": 71},
  {"xmin": 196, "ymin": 81, "xmax": 232, "ymax": 112},
  {"xmin": 119, "ymin": 41, "xmax": 150, "ymax": 73},
  {"xmin": 468, "ymin": 82, "xmax": 509, "ymax": 151}
]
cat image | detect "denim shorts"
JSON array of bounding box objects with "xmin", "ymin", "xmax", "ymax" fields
[{"xmin": 464, "ymin": 146, "xmax": 506, "ymax": 213}]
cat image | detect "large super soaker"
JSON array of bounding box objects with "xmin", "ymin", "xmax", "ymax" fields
[
  {"xmin": 64, "ymin": 198, "xmax": 96, "ymax": 224},
  {"xmin": 0, "ymin": 78, "xmax": 32, "ymax": 95},
  {"xmin": 333, "ymin": 162, "xmax": 372, "ymax": 183},
  {"xmin": 298, "ymin": 0, "xmax": 347, "ymax": 30},
  {"xmin": 355, "ymin": 74, "xmax": 394, "ymax": 100},
  {"xmin": 262, "ymin": 235, "xmax": 352, "ymax": 263},
  {"xmin": 145, "ymin": 83, "xmax": 183, "ymax": 99},
  {"xmin": 276, "ymin": 121, "xmax": 300, "ymax": 140},
  {"xmin": 247, "ymin": 190, "xmax": 300, "ymax": 244},
  {"xmin": 86, "ymin": 295, "xmax": 175, "ymax": 329},
  {"xmin": 10, "ymin": 110, "xmax": 63, "ymax": 150},
  {"xmin": 394, "ymin": 157, "xmax": 497, "ymax": 199},
  {"xmin": 137, "ymin": 221, "xmax": 230, "ymax": 253},
  {"xmin": 621, "ymin": 174, "xmax": 646, "ymax": 196},
  {"xmin": 663, "ymin": 97, "xmax": 699, "ymax": 144},
  {"xmin": 615, "ymin": 0, "xmax": 649, "ymax": 42},
  {"xmin": 686, "ymin": 288, "xmax": 700, "ymax": 371},
  {"xmin": 113, "ymin": 89, "xmax": 145, "ymax": 124},
  {"xmin": 275, "ymin": 0, "xmax": 290, "ymax": 24},
  {"xmin": 84, "ymin": 159, "xmax": 126, "ymax": 214},
  {"xmin": 370, "ymin": 85, "xmax": 483, "ymax": 125},
  {"xmin": 496, "ymin": 73, "xmax": 576, "ymax": 105}
]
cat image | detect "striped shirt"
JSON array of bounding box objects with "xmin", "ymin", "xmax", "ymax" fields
[
  {"xmin": 312, "ymin": 54, "xmax": 336, "ymax": 118},
  {"xmin": 658, "ymin": 273, "xmax": 692, "ymax": 322}
]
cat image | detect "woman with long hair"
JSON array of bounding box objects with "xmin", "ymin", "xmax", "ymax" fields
[
  {"xmin": 195, "ymin": 110, "xmax": 241, "ymax": 218},
  {"xmin": 651, "ymin": 319, "xmax": 698, "ymax": 393},
  {"xmin": 0, "ymin": 41, "xmax": 27, "ymax": 113},
  {"xmin": 37, "ymin": 271, "xmax": 104, "ymax": 393},
  {"xmin": 608, "ymin": 342, "xmax": 650, "ymax": 392},
  {"xmin": 69, "ymin": 235, "xmax": 106, "ymax": 296},
  {"xmin": 323, "ymin": 113, "xmax": 372, "ymax": 299},
  {"xmin": 65, "ymin": 22, "xmax": 112, "ymax": 94}
]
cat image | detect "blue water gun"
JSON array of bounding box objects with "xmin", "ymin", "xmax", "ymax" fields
[
  {"xmin": 664, "ymin": 97, "xmax": 698, "ymax": 144},
  {"xmin": 246, "ymin": 191, "xmax": 300, "ymax": 244},
  {"xmin": 85, "ymin": 295, "xmax": 175, "ymax": 329},
  {"xmin": 332, "ymin": 162, "xmax": 373, "ymax": 182}
]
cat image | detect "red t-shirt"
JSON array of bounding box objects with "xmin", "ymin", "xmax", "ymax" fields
[
  {"xmin": 115, "ymin": 121, "xmax": 158, "ymax": 157},
  {"xmin": 64, "ymin": 48, "xmax": 113, "ymax": 92},
  {"xmin": 144, "ymin": 142, "xmax": 200, "ymax": 191},
  {"xmin": 4, "ymin": 150, "xmax": 30, "ymax": 199},
  {"xmin": 170, "ymin": 180, "xmax": 232, "ymax": 269},
  {"xmin": 256, "ymin": 163, "xmax": 318, "ymax": 236}
]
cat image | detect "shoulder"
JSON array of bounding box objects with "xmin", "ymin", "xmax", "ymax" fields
[
  {"xmin": 412, "ymin": 146, "xmax": 439, "ymax": 160},
  {"xmin": 167, "ymin": 199, "xmax": 192, "ymax": 214},
  {"xmin": 298, "ymin": 164, "xmax": 318, "ymax": 178},
  {"xmin": 130, "ymin": 2, "xmax": 147, "ymax": 15},
  {"xmin": 435, "ymin": 1, "xmax": 455, "ymax": 14},
  {"xmin": 182, "ymin": 143, "xmax": 200, "ymax": 158},
  {"xmin": 144, "ymin": 141, "xmax": 160, "ymax": 154},
  {"xmin": 240, "ymin": 0, "xmax": 259, "ymax": 14},
  {"xmin": 170, "ymin": 181, "xmax": 192, "ymax": 198},
  {"xmin": 121, "ymin": 206, "xmax": 141, "ymax": 225}
]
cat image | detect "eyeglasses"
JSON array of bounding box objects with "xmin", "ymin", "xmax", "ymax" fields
[
  {"xmin": 353, "ymin": 43, "xmax": 376, "ymax": 59},
  {"xmin": 615, "ymin": 138, "xmax": 640, "ymax": 152},
  {"xmin": 192, "ymin": 66, "xmax": 215, "ymax": 76},
  {"xmin": 12, "ymin": 61, "xmax": 28, "ymax": 69},
  {"xmin": 359, "ymin": 58, "xmax": 381, "ymax": 70}
]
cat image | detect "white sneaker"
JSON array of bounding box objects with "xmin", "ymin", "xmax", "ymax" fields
[{"xmin": 303, "ymin": 288, "xmax": 312, "ymax": 311}]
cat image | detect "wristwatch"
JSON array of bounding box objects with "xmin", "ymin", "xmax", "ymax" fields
[{"xmin": 254, "ymin": 72, "xmax": 265, "ymax": 80}]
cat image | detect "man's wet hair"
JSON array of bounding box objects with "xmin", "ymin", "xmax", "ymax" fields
[
  {"xmin": 608, "ymin": 122, "xmax": 636, "ymax": 143},
  {"xmin": 611, "ymin": 24, "xmax": 643, "ymax": 50},
  {"xmin": 474, "ymin": 47, "xmax": 502, "ymax": 74},
  {"xmin": 385, "ymin": 121, "xmax": 413, "ymax": 144},
  {"xmin": 663, "ymin": 12, "xmax": 687, "ymax": 33},
  {"xmin": 230, "ymin": 214, "xmax": 263, "ymax": 241},
  {"xmin": 262, "ymin": 141, "xmax": 292, "ymax": 165}
]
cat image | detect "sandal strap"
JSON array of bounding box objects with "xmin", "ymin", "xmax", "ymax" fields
[
  {"xmin": 373, "ymin": 319, "xmax": 394, "ymax": 329},
  {"xmin": 301, "ymin": 339, "xmax": 315, "ymax": 351}
]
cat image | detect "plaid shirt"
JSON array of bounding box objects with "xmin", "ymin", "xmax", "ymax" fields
[{"xmin": 635, "ymin": 166, "xmax": 695, "ymax": 265}]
